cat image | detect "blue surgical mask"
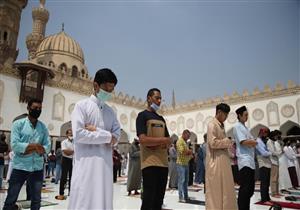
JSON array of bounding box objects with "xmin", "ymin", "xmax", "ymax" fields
[
  {"xmin": 150, "ymin": 103, "xmax": 160, "ymax": 112},
  {"xmin": 96, "ymin": 89, "xmax": 112, "ymax": 102}
]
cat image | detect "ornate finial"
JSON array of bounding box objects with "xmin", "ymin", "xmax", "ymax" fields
[
  {"xmin": 40, "ymin": 0, "xmax": 46, "ymax": 8},
  {"xmin": 62, "ymin": 23, "xmax": 64, "ymax": 32}
]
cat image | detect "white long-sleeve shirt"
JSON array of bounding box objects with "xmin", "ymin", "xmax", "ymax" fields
[
  {"xmin": 267, "ymin": 139, "xmax": 282, "ymax": 166},
  {"xmin": 68, "ymin": 95, "xmax": 120, "ymax": 210},
  {"xmin": 283, "ymin": 146, "xmax": 296, "ymax": 168}
]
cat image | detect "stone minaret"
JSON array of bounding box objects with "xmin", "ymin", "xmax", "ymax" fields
[
  {"xmin": 26, "ymin": 0, "xmax": 49, "ymax": 60},
  {"xmin": 172, "ymin": 89, "xmax": 176, "ymax": 109},
  {"xmin": 0, "ymin": 0, "xmax": 28, "ymax": 67}
]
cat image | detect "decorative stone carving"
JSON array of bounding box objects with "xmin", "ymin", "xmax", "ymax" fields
[
  {"xmin": 287, "ymin": 80, "xmax": 296, "ymax": 89},
  {"xmin": 227, "ymin": 112, "xmax": 237, "ymax": 124},
  {"xmin": 170, "ymin": 121, "xmax": 177, "ymax": 132},
  {"xmin": 267, "ymin": 101, "xmax": 280, "ymax": 126},
  {"xmin": 263, "ymin": 85, "xmax": 272, "ymax": 93},
  {"xmin": 275, "ymin": 83, "xmax": 284, "ymax": 91},
  {"xmin": 52, "ymin": 92, "xmax": 65, "ymax": 121},
  {"xmin": 186, "ymin": 118, "xmax": 194, "ymax": 129},
  {"xmin": 252, "ymin": 108, "xmax": 264, "ymax": 121},
  {"xmin": 68, "ymin": 103, "xmax": 75, "ymax": 115},
  {"xmin": 252, "ymin": 87, "xmax": 260, "ymax": 95},
  {"xmin": 130, "ymin": 111, "xmax": 137, "ymax": 132},
  {"xmin": 281, "ymin": 104, "xmax": 295, "ymax": 118},
  {"xmin": 297, "ymin": 99, "xmax": 300, "ymax": 123},
  {"xmin": 120, "ymin": 114, "xmax": 128, "ymax": 126},
  {"xmin": 0, "ymin": 80, "xmax": 4, "ymax": 113},
  {"xmin": 203, "ymin": 116, "xmax": 214, "ymax": 133},
  {"xmin": 47, "ymin": 123, "xmax": 54, "ymax": 131},
  {"xmin": 223, "ymin": 93, "xmax": 230, "ymax": 101},
  {"xmin": 177, "ymin": 116, "xmax": 185, "ymax": 134},
  {"xmin": 231, "ymin": 91, "xmax": 239, "ymax": 98},
  {"xmin": 242, "ymin": 89, "xmax": 249, "ymax": 97},
  {"xmin": 196, "ymin": 113, "xmax": 204, "ymax": 133}
]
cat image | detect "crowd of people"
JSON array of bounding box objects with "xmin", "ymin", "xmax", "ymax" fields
[{"xmin": 0, "ymin": 68, "xmax": 299, "ymax": 210}]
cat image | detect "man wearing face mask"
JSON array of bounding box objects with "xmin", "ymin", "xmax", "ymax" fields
[
  {"xmin": 267, "ymin": 130, "xmax": 283, "ymax": 198},
  {"xmin": 3, "ymin": 98, "xmax": 50, "ymax": 210},
  {"xmin": 55, "ymin": 129, "xmax": 74, "ymax": 200},
  {"xmin": 136, "ymin": 88, "xmax": 172, "ymax": 210},
  {"xmin": 68, "ymin": 68, "xmax": 120, "ymax": 210},
  {"xmin": 256, "ymin": 128, "xmax": 272, "ymax": 204}
]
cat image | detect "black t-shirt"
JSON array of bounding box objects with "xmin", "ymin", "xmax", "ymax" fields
[{"xmin": 136, "ymin": 110, "xmax": 170, "ymax": 138}]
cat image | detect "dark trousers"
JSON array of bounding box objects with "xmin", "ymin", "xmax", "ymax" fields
[
  {"xmin": 238, "ymin": 167, "xmax": 255, "ymax": 210},
  {"xmin": 259, "ymin": 167, "xmax": 271, "ymax": 202},
  {"xmin": 141, "ymin": 166, "xmax": 168, "ymax": 210},
  {"xmin": 118, "ymin": 164, "xmax": 122, "ymax": 177},
  {"xmin": 113, "ymin": 165, "xmax": 118, "ymax": 183},
  {"xmin": 3, "ymin": 169, "xmax": 43, "ymax": 210},
  {"xmin": 288, "ymin": 166, "xmax": 299, "ymax": 188},
  {"xmin": 47, "ymin": 162, "xmax": 55, "ymax": 176},
  {"xmin": 59, "ymin": 157, "xmax": 72, "ymax": 196},
  {"xmin": 231, "ymin": 165, "xmax": 239, "ymax": 184}
]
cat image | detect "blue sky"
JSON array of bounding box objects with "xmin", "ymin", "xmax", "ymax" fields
[{"xmin": 17, "ymin": 0, "xmax": 300, "ymax": 105}]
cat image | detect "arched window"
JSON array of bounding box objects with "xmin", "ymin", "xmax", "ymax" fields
[
  {"xmin": 267, "ymin": 101, "xmax": 280, "ymax": 126},
  {"xmin": 59, "ymin": 63, "xmax": 67, "ymax": 73},
  {"xmin": 72, "ymin": 66, "xmax": 78, "ymax": 77},
  {"xmin": 81, "ymin": 69, "xmax": 85, "ymax": 78},
  {"xmin": 49, "ymin": 61, "xmax": 55, "ymax": 68}
]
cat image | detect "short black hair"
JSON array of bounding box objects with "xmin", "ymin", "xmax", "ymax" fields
[
  {"xmin": 269, "ymin": 131, "xmax": 275, "ymax": 139},
  {"xmin": 216, "ymin": 103, "xmax": 230, "ymax": 114},
  {"xmin": 94, "ymin": 68, "xmax": 118, "ymax": 86},
  {"xmin": 236, "ymin": 105, "xmax": 247, "ymax": 120},
  {"xmin": 183, "ymin": 129, "xmax": 191, "ymax": 135},
  {"xmin": 147, "ymin": 88, "xmax": 161, "ymax": 98},
  {"xmin": 28, "ymin": 98, "xmax": 42, "ymax": 107},
  {"xmin": 66, "ymin": 129, "xmax": 72, "ymax": 135},
  {"xmin": 273, "ymin": 129, "xmax": 282, "ymax": 136},
  {"xmin": 235, "ymin": 106, "xmax": 247, "ymax": 115}
]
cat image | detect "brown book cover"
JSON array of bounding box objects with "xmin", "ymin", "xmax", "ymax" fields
[{"xmin": 146, "ymin": 119, "xmax": 165, "ymax": 137}]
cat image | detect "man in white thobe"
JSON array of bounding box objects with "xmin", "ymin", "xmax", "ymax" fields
[{"xmin": 68, "ymin": 68, "xmax": 120, "ymax": 210}]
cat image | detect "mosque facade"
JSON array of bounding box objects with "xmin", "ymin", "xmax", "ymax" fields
[{"xmin": 0, "ymin": 1, "xmax": 299, "ymax": 152}]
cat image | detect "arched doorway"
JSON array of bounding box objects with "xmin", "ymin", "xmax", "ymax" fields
[
  {"xmin": 280, "ymin": 120, "xmax": 300, "ymax": 136},
  {"xmin": 54, "ymin": 121, "xmax": 72, "ymax": 150},
  {"xmin": 60, "ymin": 121, "xmax": 71, "ymax": 136},
  {"xmin": 117, "ymin": 129, "xmax": 130, "ymax": 155}
]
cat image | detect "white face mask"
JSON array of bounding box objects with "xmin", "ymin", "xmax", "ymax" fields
[
  {"xmin": 96, "ymin": 89, "xmax": 112, "ymax": 102},
  {"xmin": 150, "ymin": 103, "xmax": 160, "ymax": 112}
]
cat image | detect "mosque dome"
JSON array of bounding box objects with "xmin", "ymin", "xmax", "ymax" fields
[
  {"xmin": 33, "ymin": 30, "xmax": 90, "ymax": 80},
  {"xmin": 35, "ymin": 31, "xmax": 84, "ymax": 63}
]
